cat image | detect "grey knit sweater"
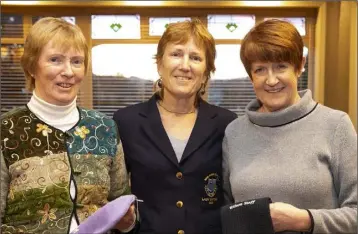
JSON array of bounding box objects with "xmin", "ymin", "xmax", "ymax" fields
[{"xmin": 222, "ymin": 89, "xmax": 357, "ymax": 234}]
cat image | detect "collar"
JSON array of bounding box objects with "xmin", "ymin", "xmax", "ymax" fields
[{"xmin": 245, "ymin": 89, "xmax": 318, "ymax": 127}]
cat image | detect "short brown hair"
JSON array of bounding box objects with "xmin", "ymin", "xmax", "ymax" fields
[
  {"xmin": 154, "ymin": 18, "xmax": 216, "ymax": 90},
  {"xmin": 240, "ymin": 19, "xmax": 304, "ymax": 78},
  {"xmin": 21, "ymin": 17, "xmax": 90, "ymax": 91}
]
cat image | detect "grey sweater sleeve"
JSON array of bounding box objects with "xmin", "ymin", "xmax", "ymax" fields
[
  {"xmin": 0, "ymin": 151, "xmax": 9, "ymax": 219},
  {"xmin": 309, "ymin": 114, "xmax": 357, "ymax": 234},
  {"xmin": 222, "ymin": 134, "xmax": 234, "ymax": 205}
]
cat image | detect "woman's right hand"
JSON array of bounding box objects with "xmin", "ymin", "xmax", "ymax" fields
[{"xmin": 269, "ymin": 202, "xmax": 311, "ymax": 232}]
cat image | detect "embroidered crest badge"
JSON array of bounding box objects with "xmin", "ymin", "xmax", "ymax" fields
[{"xmin": 202, "ymin": 173, "xmax": 219, "ymax": 204}]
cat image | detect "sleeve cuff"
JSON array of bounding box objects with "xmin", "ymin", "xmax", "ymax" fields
[{"xmin": 305, "ymin": 209, "xmax": 314, "ymax": 234}]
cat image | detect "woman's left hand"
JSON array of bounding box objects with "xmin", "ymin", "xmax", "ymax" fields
[
  {"xmin": 115, "ymin": 204, "xmax": 136, "ymax": 231},
  {"xmin": 269, "ymin": 202, "xmax": 311, "ymax": 232}
]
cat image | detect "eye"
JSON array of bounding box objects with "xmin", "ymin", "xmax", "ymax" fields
[
  {"xmin": 71, "ymin": 58, "xmax": 84, "ymax": 67},
  {"xmin": 191, "ymin": 55, "xmax": 202, "ymax": 62},
  {"xmin": 254, "ymin": 67, "xmax": 265, "ymax": 74},
  {"xmin": 49, "ymin": 56, "xmax": 62, "ymax": 64},
  {"xmin": 277, "ymin": 63, "xmax": 287, "ymax": 69},
  {"xmin": 171, "ymin": 52, "xmax": 181, "ymax": 57}
]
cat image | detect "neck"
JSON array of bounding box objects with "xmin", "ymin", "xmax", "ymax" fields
[
  {"xmin": 27, "ymin": 91, "xmax": 79, "ymax": 131},
  {"xmin": 159, "ymin": 92, "xmax": 197, "ymax": 114}
]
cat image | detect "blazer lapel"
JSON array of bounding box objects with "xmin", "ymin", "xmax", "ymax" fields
[
  {"xmin": 181, "ymin": 100, "xmax": 218, "ymax": 162},
  {"xmin": 138, "ymin": 95, "xmax": 179, "ymax": 166}
]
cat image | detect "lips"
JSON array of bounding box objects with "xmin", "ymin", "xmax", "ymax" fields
[
  {"xmin": 174, "ymin": 76, "xmax": 192, "ymax": 80},
  {"xmin": 57, "ymin": 83, "xmax": 73, "ymax": 88},
  {"xmin": 266, "ymin": 87, "xmax": 284, "ymax": 93}
]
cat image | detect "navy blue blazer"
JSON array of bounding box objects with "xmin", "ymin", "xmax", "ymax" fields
[{"xmin": 113, "ymin": 95, "xmax": 237, "ymax": 234}]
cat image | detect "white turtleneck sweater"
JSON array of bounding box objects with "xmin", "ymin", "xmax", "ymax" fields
[{"xmin": 27, "ymin": 91, "xmax": 79, "ymax": 233}]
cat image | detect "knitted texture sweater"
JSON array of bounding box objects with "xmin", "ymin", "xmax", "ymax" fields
[{"xmin": 223, "ymin": 89, "xmax": 357, "ymax": 234}]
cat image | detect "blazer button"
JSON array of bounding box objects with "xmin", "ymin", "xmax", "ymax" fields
[
  {"xmin": 176, "ymin": 201, "xmax": 183, "ymax": 208},
  {"xmin": 178, "ymin": 230, "xmax": 185, "ymax": 234},
  {"xmin": 176, "ymin": 172, "xmax": 183, "ymax": 179}
]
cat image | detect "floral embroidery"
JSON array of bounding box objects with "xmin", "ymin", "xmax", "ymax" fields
[
  {"xmin": 74, "ymin": 126, "xmax": 90, "ymax": 139},
  {"xmin": 36, "ymin": 124, "xmax": 53, "ymax": 136},
  {"xmin": 37, "ymin": 203, "xmax": 57, "ymax": 224},
  {"xmin": 8, "ymin": 185, "xmax": 15, "ymax": 201}
]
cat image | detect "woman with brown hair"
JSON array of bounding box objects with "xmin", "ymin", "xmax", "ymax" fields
[
  {"xmin": 113, "ymin": 19, "xmax": 237, "ymax": 234},
  {"xmin": 223, "ymin": 19, "xmax": 357, "ymax": 233}
]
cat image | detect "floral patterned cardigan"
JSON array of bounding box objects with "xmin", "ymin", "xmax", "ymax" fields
[{"xmin": 0, "ymin": 106, "xmax": 131, "ymax": 233}]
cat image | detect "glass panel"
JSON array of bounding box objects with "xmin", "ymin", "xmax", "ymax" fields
[
  {"xmin": 209, "ymin": 44, "xmax": 254, "ymax": 116},
  {"xmin": 92, "ymin": 44, "xmax": 157, "ymax": 116},
  {"xmin": 264, "ymin": 17, "xmax": 306, "ymax": 35},
  {"xmin": 149, "ymin": 17, "xmax": 191, "ymax": 36},
  {"xmin": 1, "ymin": 14, "xmax": 23, "ymax": 38},
  {"xmin": 207, "ymin": 15, "xmax": 255, "ymax": 39},
  {"xmin": 1, "ymin": 44, "xmax": 31, "ymax": 115},
  {"xmin": 91, "ymin": 15, "xmax": 141, "ymax": 39},
  {"xmin": 32, "ymin": 16, "xmax": 76, "ymax": 25},
  {"xmin": 298, "ymin": 46, "xmax": 309, "ymax": 90}
]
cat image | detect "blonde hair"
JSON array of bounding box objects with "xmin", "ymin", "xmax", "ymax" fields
[
  {"xmin": 154, "ymin": 18, "xmax": 216, "ymax": 100},
  {"xmin": 240, "ymin": 19, "xmax": 304, "ymax": 79},
  {"xmin": 21, "ymin": 17, "xmax": 90, "ymax": 91}
]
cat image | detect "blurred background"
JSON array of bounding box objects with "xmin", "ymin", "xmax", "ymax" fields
[{"xmin": 1, "ymin": 1, "xmax": 356, "ymax": 129}]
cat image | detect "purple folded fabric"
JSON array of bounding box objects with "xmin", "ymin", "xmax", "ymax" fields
[{"xmin": 72, "ymin": 194, "xmax": 136, "ymax": 234}]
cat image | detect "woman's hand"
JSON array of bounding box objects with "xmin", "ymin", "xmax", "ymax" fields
[
  {"xmin": 269, "ymin": 202, "xmax": 311, "ymax": 232},
  {"xmin": 115, "ymin": 204, "xmax": 136, "ymax": 231}
]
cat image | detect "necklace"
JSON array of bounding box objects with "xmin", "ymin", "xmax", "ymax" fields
[{"xmin": 157, "ymin": 101, "xmax": 196, "ymax": 114}]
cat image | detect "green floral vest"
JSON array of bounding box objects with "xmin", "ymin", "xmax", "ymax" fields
[{"xmin": 1, "ymin": 106, "xmax": 130, "ymax": 233}]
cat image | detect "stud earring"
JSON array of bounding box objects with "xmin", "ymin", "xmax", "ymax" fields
[{"xmin": 157, "ymin": 78, "xmax": 163, "ymax": 88}]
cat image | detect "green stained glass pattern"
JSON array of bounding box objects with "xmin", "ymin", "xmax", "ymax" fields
[
  {"xmin": 92, "ymin": 15, "xmax": 140, "ymax": 39},
  {"xmin": 208, "ymin": 15, "xmax": 255, "ymax": 39},
  {"xmin": 110, "ymin": 23, "xmax": 122, "ymax": 32},
  {"xmin": 149, "ymin": 17, "xmax": 191, "ymax": 36}
]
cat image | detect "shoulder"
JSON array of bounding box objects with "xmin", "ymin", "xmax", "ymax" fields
[
  {"xmin": 204, "ymin": 101, "xmax": 238, "ymax": 123},
  {"xmin": 1, "ymin": 106, "xmax": 29, "ymax": 121},
  {"xmin": 225, "ymin": 115, "xmax": 248, "ymax": 134},
  {"xmin": 315, "ymin": 104, "xmax": 352, "ymax": 127},
  {"xmin": 113, "ymin": 101, "xmax": 147, "ymax": 123}
]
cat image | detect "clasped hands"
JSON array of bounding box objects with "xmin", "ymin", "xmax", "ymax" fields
[{"xmin": 269, "ymin": 202, "xmax": 312, "ymax": 232}]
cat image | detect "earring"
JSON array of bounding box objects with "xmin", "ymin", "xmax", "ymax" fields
[
  {"xmin": 200, "ymin": 83, "xmax": 205, "ymax": 95},
  {"xmin": 157, "ymin": 78, "xmax": 163, "ymax": 88}
]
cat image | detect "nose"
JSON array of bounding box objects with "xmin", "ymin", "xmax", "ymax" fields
[
  {"xmin": 179, "ymin": 56, "xmax": 190, "ymax": 72},
  {"xmin": 266, "ymin": 70, "xmax": 279, "ymax": 86},
  {"xmin": 62, "ymin": 61, "xmax": 74, "ymax": 78}
]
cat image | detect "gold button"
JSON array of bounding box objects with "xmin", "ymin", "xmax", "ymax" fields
[
  {"xmin": 176, "ymin": 201, "xmax": 183, "ymax": 208},
  {"xmin": 178, "ymin": 230, "xmax": 185, "ymax": 234},
  {"xmin": 176, "ymin": 172, "xmax": 183, "ymax": 179}
]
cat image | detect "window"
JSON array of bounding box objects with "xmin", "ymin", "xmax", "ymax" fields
[
  {"xmin": 32, "ymin": 16, "xmax": 76, "ymax": 25},
  {"xmin": 1, "ymin": 44, "xmax": 31, "ymax": 115},
  {"xmin": 0, "ymin": 11, "xmax": 313, "ymax": 119},
  {"xmin": 209, "ymin": 44, "xmax": 254, "ymax": 115},
  {"xmin": 207, "ymin": 15, "xmax": 255, "ymax": 39},
  {"xmin": 1, "ymin": 14, "xmax": 23, "ymax": 38},
  {"xmin": 91, "ymin": 15, "xmax": 141, "ymax": 39},
  {"xmin": 264, "ymin": 17, "xmax": 306, "ymax": 35},
  {"xmin": 92, "ymin": 44, "xmax": 157, "ymax": 115},
  {"xmin": 149, "ymin": 17, "xmax": 191, "ymax": 36}
]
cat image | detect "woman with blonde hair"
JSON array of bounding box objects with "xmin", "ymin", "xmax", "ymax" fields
[{"xmin": 1, "ymin": 17, "xmax": 136, "ymax": 233}]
